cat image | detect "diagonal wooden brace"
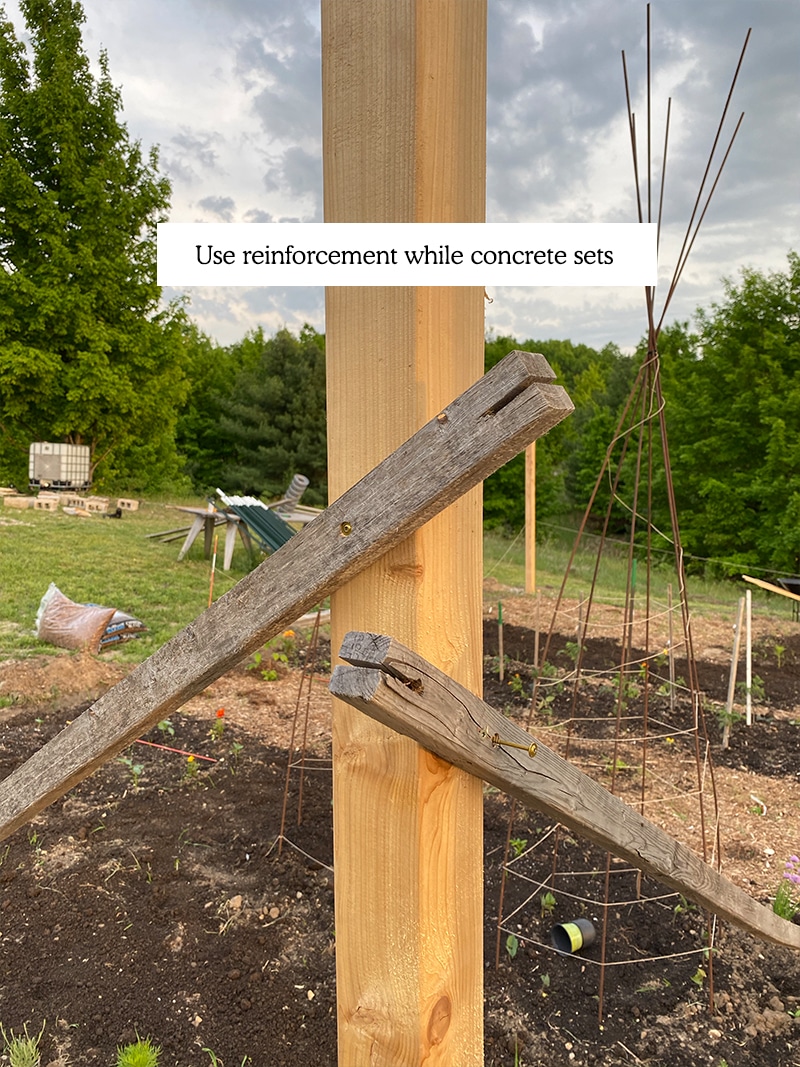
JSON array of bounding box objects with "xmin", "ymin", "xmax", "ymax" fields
[
  {"xmin": 330, "ymin": 631, "xmax": 800, "ymax": 951},
  {"xmin": 0, "ymin": 350, "xmax": 572, "ymax": 844}
]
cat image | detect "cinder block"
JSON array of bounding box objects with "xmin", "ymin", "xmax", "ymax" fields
[
  {"xmin": 3, "ymin": 495, "xmax": 33, "ymax": 509},
  {"xmin": 84, "ymin": 497, "xmax": 110, "ymax": 513},
  {"xmin": 116, "ymin": 497, "xmax": 140, "ymax": 512},
  {"xmin": 34, "ymin": 497, "xmax": 59, "ymax": 511},
  {"xmin": 61, "ymin": 494, "xmax": 85, "ymax": 508}
]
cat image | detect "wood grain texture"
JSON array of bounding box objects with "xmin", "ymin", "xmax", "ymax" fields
[
  {"xmin": 323, "ymin": 2, "xmax": 489, "ymax": 1062},
  {"xmin": 331, "ymin": 631, "xmax": 800, "ymax": 952},
  {"xmin": 0, "ymin": 350, "xmax": 572, "ymax": 847},
  {"xmin": 525, "ymin": 442, "xmax": 536, "ymax": 594}
]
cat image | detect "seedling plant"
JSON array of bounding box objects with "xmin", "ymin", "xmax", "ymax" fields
[
  {"xmin": 0, "ymin": 1021, "xmax": 45, "ymax": 1067},
  {"xmin": 116, "ymin": 1037, "xmax": 161, "ymax": 1067}
]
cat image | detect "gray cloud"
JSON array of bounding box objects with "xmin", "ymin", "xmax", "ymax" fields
[
  {"xmin": 30, "ymin": 0, "xmax": 792, "ymax": 350},
  {"xmin": 196, "ymin": 195, "xmax": 236, "ymax": 221}
]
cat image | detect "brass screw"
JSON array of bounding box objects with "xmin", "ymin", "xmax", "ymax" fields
[
  {"xmin": 340, "ymin": 521, "xmax": 353, "ymax": 536},
  {"xmin": 436, "ymin": 412, "xmax": 448, "ymax": 424},
  {"xmin": 490, "ymin": 733, "xmax": 538, "ymax": 759}
]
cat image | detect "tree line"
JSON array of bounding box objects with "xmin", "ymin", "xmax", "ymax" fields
[{"xmin": 1, "ymin": 2, "xmax": 798, "ymax": 577}]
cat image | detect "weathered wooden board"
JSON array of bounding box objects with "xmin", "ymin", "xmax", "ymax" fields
[
  {"xmin": 0, "ymin": 350, "xmax": 572, "ymax": 845},
  {"xmin": 330, "ymin": 631, "xmax": 800, "ymax": 951}
]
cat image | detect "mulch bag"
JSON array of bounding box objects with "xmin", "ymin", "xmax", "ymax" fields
[{"xmin": 35, "ymin": 583, "xmax": 146, "ymax": 653}]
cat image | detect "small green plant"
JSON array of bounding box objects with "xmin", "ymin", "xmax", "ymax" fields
[
  {"xmin": 507, "ymin": 673, "xmax": 525, "ymax": 696},
  {"xmin": 181, "ymin": 755, "xmax": 199, "ymax": 784},
  {"xmin": 773, "ymin": 643, "xmax": 786, "ymax": 668},
  {"xmin": 690, "ymin": 967, "xmax": 706, "ymax": 987},
  {"xmin": 736, "ymin": 674, "xmax": 766, "ymax": 704},
  {"xmin": 715, "ymin": 703, "xmax": 743, "ymax": 731},
  {"xmin": 539, "ymin": 972, "xmax": 550, "ymax": 995},
  {"xmin": 539, "ymin": 890, "xmax": 557, "ymax": 918},
  {"xmin": 614, "ymin": 671, "xmax": 640, "ymax": 706},
  {"xmin": 603, "ymin": 755, "xmax": 634, "ymax": 777},
  {"xmin": 673, "ymin": 894, "xmax": 696, "ymax": 916},
  {"xmin": 772, "ymin": 855, "xmax": 800, "ymax": 920},
  {"xmin": 533, "ymin": 660, "xmax": 564, "ymax": 694},
  {"xmin": 247, "ymin": 630, "xmax": 296, "ymax": 681},
  {"xmin": 157, "ymin": 719, "xmax": 175, "ymax": 737},
  {"xmin": 505, "ymin": 933, "xmax": 519, "ymax": 959},
  {"xmin": 210, "ymin": 707, "xmax": 226, "ymax": 741},
  {"xmin": 0, "ymin": 1021, "xmax": 46, "ymax": 1067},
  {"xmin": 536, "ymin": 692, "xmax": 556, "ymax": 723},
  {"xmin": 509, "ymin": 837, "xmax": 528, "ymax": 859},
  {"xmin": 116, "ymin": 1036, "xmax": 161, "ymax": 1067},
  {"xmin": 118, "ymin": 755, "xmax": 145, "ymax": 788},
  {"xmin": 562, "ymin": 640, "xmax": 582, "ymax": 666}
]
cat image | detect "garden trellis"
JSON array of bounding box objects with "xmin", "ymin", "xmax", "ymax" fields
[{"xmin": 500, "ymin": 3, "xmax": 758, "ymax": 1021}]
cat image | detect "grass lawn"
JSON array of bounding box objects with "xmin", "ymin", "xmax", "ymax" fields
[{"xmin": 0, "ymin": 498, "xmax": 793, "ymax": 663}]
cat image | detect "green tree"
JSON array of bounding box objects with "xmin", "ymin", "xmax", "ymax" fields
[
  {"xmin": 0, "ymin": 0, "xmax": 187, "ymax": 490},
  {"xmin": 483, "ymin": 334, "xmax": 635, "ymax": 529},
  {"xmin": 175, "ymin": 323, "xmax": 261, "ymax": 493},
  {"xmin": 218, "ymin": 326, "xmax": 327, "ymax": 504},
  {"xmin": 659, "ymin": 254, "xmax": 800, "ymax": 574}
]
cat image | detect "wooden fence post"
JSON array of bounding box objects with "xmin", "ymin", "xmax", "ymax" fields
[
  {"xmin": 322, "ymin": 2, "xmax": 487, "ymax": 1063},
  {"xmin": 525, "ymin": 443, "xmax": 536, "ymax": 593}
]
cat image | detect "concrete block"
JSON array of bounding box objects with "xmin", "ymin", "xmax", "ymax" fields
[{"xmin": 84, "ymin": 497, "xmax": 110, "ymax": 513}]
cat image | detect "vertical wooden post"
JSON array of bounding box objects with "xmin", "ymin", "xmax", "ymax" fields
[
  {"xmin": 322, "ymin": 3, "xmax": 487, "ymax": 1065},
  {"xmin": 525, "ymin": 443, "xmax": 536, "ymax": 592},
  {"xmin": 723, "ymin": 595, "xmax": 746, "ymax": 749},
  {"xmin": 745, "ymin": 588, "xmax": 753, "ymax": 725}
]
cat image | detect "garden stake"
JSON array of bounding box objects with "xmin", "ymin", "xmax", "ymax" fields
[{"xmin": 208, "ymin": 533, "xmax": 218, "ymax": 608}]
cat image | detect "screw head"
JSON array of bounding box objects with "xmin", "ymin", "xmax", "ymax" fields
[{"xmin": 340, "ymin": 521, "xmax": 353, "ymax": 536}]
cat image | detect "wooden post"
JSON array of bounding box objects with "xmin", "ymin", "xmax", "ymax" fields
[
  {"xmin": 745, "ymin": 588, "xmax": 753, "ymax": 725},
  {"xmin": 723, "ymin": 596, "xmax": 745, "ymax": 749},
  {"xmin": 667, "ymin": 583, "xmax": 676, "ymax": 716},
  {"xmin": 525, "ymin": 443, "xmax": 536, "ymax": 592},
  {"xmin": 322, "ymin": 3, "xmax": 487, "ymax": 1064}
]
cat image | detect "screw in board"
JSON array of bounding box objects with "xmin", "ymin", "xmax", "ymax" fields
[{"xmin": 488, "ymin": 732, "xmax": 538, "ymax": 759}]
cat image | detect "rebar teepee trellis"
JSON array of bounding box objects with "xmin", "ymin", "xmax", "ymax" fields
[{"xmin": 495, "ymin": 6, "xmax": 751, "ymax": 1017}]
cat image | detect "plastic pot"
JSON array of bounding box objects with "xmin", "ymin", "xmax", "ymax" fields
[{"xmin": 550, "ymin": 918, "xmax": 597, "ymax": 955}]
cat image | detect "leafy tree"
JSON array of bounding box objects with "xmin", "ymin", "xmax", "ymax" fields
[
  {"xmin": 483, "ymin": 334, "xmax": 635, "ymax": 529},
  {"xmin": 659, "ymin": 254, "xmax": 800, "ymax": 574},
  {"xmin": 217, "ymin": 326, "xmax": 327, "ymax": 504},
  {"xmin": 0, "ymin": 0, "xmax": 187, "ymax": 490}
]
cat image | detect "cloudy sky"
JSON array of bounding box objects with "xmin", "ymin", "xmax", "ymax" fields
[{"xmin": 5, "ymin": 0, "xmax": 799, "ymax": 351}]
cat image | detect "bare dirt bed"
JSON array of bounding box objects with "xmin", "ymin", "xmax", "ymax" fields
[{"xmin": 1, "ymin": 597, "xmax": 799, "ymax": 1066}]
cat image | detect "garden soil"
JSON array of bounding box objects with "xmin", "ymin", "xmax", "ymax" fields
[{"xmin": 1, "ymin": 595, "xmax": 799, "ymax": 1066}]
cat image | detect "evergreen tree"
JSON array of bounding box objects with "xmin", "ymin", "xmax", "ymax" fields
[
  {"xmin": 0, "ymin": 0, "xmax": 187, "ymax": 490},
  {"xmin": 218, "ymin": 326, "xmax": 327, "ymax": 504}
]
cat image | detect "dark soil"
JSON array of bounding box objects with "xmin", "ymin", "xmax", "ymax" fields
[{"xmin": 1, "ymin": 623, "xmax": 800, "ymax": 1066}]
